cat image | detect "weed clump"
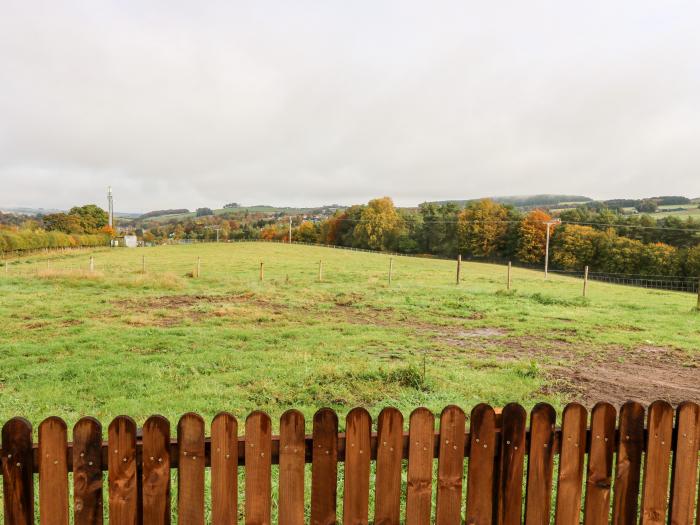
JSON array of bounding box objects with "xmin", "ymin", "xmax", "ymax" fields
[{"xmin": 529, "ymin": 293, "xmax": 589, "ymax": 307}]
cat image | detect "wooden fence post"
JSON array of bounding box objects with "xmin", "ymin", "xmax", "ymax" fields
[
  {"xmin": 318, "ymin": 260, "xmax": 323, "ymax": 282},
  {"xmin": 259, "ymin": 262, "xmax": 264, "ymax": 281},
  {"xmin": 196, "ymin": 257, "xmax": 201, "ymax": 278},
  {"xmin": 89, "ymin": 256, "xmax": 94, "ymax": 273},
  {"xmin": 388, "ymin": 258, "xmax": 393, "ymax": 287},
  {"xmin": 142, "ymin": 255, "xmax": 146, "ymax": 274},
  {"xmin": 583, "ymin": 266, "xmax": 589, "ymax": 297},
  {"xmin": 456, "ymin": 255, "xmax": 461, "ymax": 284},
  {"xmin": 507, "ymin": 261, "xmax": 512, "ymax": 290}
]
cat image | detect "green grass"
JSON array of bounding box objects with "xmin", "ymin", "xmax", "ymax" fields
[
  {"xmin": 1, "ymin": 242, "xmax": 698, "ymax": 432},
  {"xmin": 652, "ymin": 204, "xmax": 700, "ymax": 218},
  {"xmin": 2, "ymin": 242, "xmax": 699, "ymax": 522}
]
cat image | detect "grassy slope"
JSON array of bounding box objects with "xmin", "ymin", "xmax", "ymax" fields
[{"xmin": 1, "ymin": 243, "xmax": 698, "ymax": 431}]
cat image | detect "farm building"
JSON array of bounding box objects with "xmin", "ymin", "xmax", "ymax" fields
[{"xmin": 112, "ymin": 234, "xmax": 139, "ymax": 248}]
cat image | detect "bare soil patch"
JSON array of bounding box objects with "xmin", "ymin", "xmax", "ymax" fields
[
  {"xmin": 110, "ymin": 292, "xmax": 270, "ymax": 326},
  {"xmin": 439, "ymin": 329, "xmax": 699, "ymax": 406},
  {"xmin": 542, "ymin": 346, "xmax": 699, "ymax": 406}
]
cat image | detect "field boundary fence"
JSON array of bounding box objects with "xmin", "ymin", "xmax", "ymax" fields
[
  {"xmin": 2, "ymin": 400, "xmax": 699, "ymax": 525},
  {"xmin": 3, "ymin": 238, "xmax": 698, "ymax": 295}
]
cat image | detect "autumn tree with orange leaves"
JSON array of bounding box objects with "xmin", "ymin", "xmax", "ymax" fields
[{"xmin": 517, "ymin": 209, "xmax": 553, "ymax": 263}]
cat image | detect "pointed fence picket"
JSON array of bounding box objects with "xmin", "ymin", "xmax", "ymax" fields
[{"xmin": 1, "ymin": 400, "xmax": 699, "ymax": 524}]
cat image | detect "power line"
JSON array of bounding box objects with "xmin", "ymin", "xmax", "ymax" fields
[{"xmin": 309, "ymin": 217, "xmax": 700, "ymax": 233}]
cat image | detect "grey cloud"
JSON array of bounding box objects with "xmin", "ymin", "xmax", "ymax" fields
[{"xmin": 1, "ymin": 0, "xmax": 699, "ymax": 211}]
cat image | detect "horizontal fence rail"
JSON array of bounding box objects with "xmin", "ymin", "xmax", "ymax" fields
[{"xmin": 1, "ymin": 401, "xmax": 699, "ymax": 525}]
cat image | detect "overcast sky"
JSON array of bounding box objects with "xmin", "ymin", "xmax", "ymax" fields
[{"xmin": 1, "ymin": 1, "xmax": 699, "ymax": 212}]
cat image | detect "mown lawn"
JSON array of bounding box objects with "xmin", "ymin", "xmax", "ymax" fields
[{"xmin": 1, "ymin": 242, "xmax": 697, "ymax": 432}]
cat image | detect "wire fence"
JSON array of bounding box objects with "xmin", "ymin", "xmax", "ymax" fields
[{"xmin": 3, "ymin": 238, "xmax": 699, "ymax": 295}]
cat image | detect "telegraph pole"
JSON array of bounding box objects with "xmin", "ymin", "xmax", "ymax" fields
[
  {"xmin": 288, "ymin": 217, "xmax": 293, "ymax": 243},
  {"xmin": 107, "ymin": 186, "xmax": 114, "ymax": 229},
  {"xmin": 544, "ymin": 219, "xmax": 560, "ymax": 279}
]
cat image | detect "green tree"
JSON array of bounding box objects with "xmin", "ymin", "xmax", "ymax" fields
[
  {"xmin": 68, "ymin": 205, "xmax": 109, "ymax": 233},
  {"xmin": 551, "ymin": 225, "xmax": 599, "ymax": 270},
  {"xmin": 43, "ymin": 213, "xmax": 84, "ymax": 234},
  {"xmin": 353, "ymin": 197, "xmax": 404, "ymax": 251}
]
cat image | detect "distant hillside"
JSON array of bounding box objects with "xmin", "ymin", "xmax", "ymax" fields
[
  {"xmin": 140, "ymin": 209, "xmax": 190, "ymax": 219},
  {"xmin": 431, "ymin": 194, "xmax": 593, "ymax": 209},
  {"xmin": 0, "ymin": 206, "xmax": 139, "ymax": 218}
]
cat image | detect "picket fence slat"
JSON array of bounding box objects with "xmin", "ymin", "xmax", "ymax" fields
[
  {"xmin": 73, "ymin": 417, "xmax": 103, "ymax": 525},
  {"xmin": 2, "ymin": 418, "xmax": 34, "ymax": 525},
  {"xmin": 640, "ymin": 400, "xmax": 674, "ymax": 525},
  {"xmin": 554, "ymin": 403, "xmax": 587, "ymax": 525},
  {"xmin": 142, "ymin": 416, "xmax": 170, "ymax": 525},
  {"xmin": 466, "ymin": 404, "xmax": 497, "ymax": 525},
  {"xmin": 524, "ymin": 403, "xmax": 556, "ymax": 525},
  {"xmin": 405, "ymin": 408, "xmax": 435, "ymax": 525},
  {"xmin": 373, "ymin": 407, "xmax": 403, "ymax": 525},
  {"xmin": 669, "ymin": 402, "xmax": 700, "ymax": 525},
  {"xmin": 245, "ymin": 411, "xmax": 272, "ymax": 525},
  {"xmin": 211, "ymin": 412, "xmax": 238, "ymax": 525},
  {"xmin": 279, "ymin": 410, "xmax": 305, "ymax": 525},
  {"xmin": 178, "ymin": 413, "xmax": 205, "ymax": 525},
  {"xmin": 611, "ymin": 401, "xmax": 645, "ymax": 525},
  {"xmin": 343, "ymin": 408, "xmax": 372, "ymax": 525},
  {"xmin": 583, "ymin": 402, "xmax": 616, "ymax": 525},
  {"xmin": 3, "ymin": 400, "xmax": 700, "ymax": 525},
  {"xmin": 497, "ymin": 403, "xmax": 527, "ymax": 525},
  {"xmin": 311, "ymin": 408, "xmax": 338, "ymax": 525},
  {"xmin": 39, "ymin": 417, "xmax": 69, "ymax": 525},
  {"xmin": 108, "ymin": 416, "xmax": 138, "ymax": 525},
  {"xmin": 435, "ymin": 405, "xmax": 466, "ymax": 525}
]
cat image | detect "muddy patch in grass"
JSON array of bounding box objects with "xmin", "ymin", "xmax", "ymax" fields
[
  {"xmin": 110, "ymin": 292, "xmax": 274, "ymax": 327},
  {"xmin": 455, "ymin": 328, "xmax": 508, "ymax": 338},
  {"xmin": 437, "ymin": 330, "xmax": 698, "ymax": 406}
]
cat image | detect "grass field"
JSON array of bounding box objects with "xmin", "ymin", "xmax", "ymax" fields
[{"xmin": 1, "ymin": 242, "xmax": 698, "ymax": 432}]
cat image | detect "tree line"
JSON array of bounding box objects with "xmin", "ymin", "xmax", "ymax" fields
[
  {"xmin": 0, "ymin": 205, "xmax": 111, "ymax": 254},
  {"xmin": 3, "ymin": 198, "xmax": 699, "ymax": 279}
]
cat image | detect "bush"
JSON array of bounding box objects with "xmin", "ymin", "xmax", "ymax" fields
[{"xmin": 0, "ymin": 228, "xmax": 109, "ymax": 254}]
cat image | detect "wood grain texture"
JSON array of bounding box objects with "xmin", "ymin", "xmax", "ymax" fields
[
  {"xmin": 435, "ymin": 406, "xmax": 466, "ymax": 525},
  {"xmin": 178, "ymin": 413, "xmax": 205, "ymax": 525},
  {"xmin": 108, "ymin": 416, "xmax": 138, "ymax": 525},
  {"xmin": 142, "ymin": 416, "xmax": 171, "ymax": 525},
  {"xmin": 640, "ymin": 400, "xmax": 673, "ymax": 525},
  {"xmin": 554, "ymin": 403, "xmax": 587, "ymax": 525},
  {"xmin": 2, "ymin": 418, "xmax": 34, "ymax": 525},
  {"xmin": 405, "ymin": 408, "xmax": 435, "ymax": 525},
  {"xmin": 39, "ymin": 417, "xmax": 69, "ymax": 525},
  {"xmin": 211, "ymin": 412, "xmax": 238, "ymax": 525},
  {"xmin": 497, "ymin": 403, "xmax": 527, "ymax": 525},
  {"xmin": 466, "ymin": 404, "xmax": 497, "ymax": 525},
  {"xmin": 583, "ymin": 402, "xmax": 616, "ymax": 525},
  {"xmin": 668, "ymin": 402, "xmax": 699, "ymax": 525},
  {"xmin": 73, "ymin": 418, "xmax": 103, "ymax": 525},
  {"xmin": 343, "ymin": 408, "xmax": 372, "ymax": 525},
  {"xmin": 524, "ymin": 403, "xmax": 556, "ymax": 525},
  {"xmin": 311, "ymin": 408, "xmax": 338, "ymax": 525},
  {"xmin": 245, "ymin": 411, "xmax": 272, "ymax": 525},
  {"xmin": 611, "ymin": 401, "xmax": 645, "ymax": 525},
  {"xmin": 373, "ymin": 407, "xmax": 404, "ymax": 525},
  {"xmin": 279, "ymin": 410, "xmax": 305, "ymax": 525}
]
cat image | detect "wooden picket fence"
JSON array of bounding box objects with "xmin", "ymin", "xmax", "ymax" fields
[{"xmin": 1, "ymin": 400, "xmax": 699, "ymax": 525}]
